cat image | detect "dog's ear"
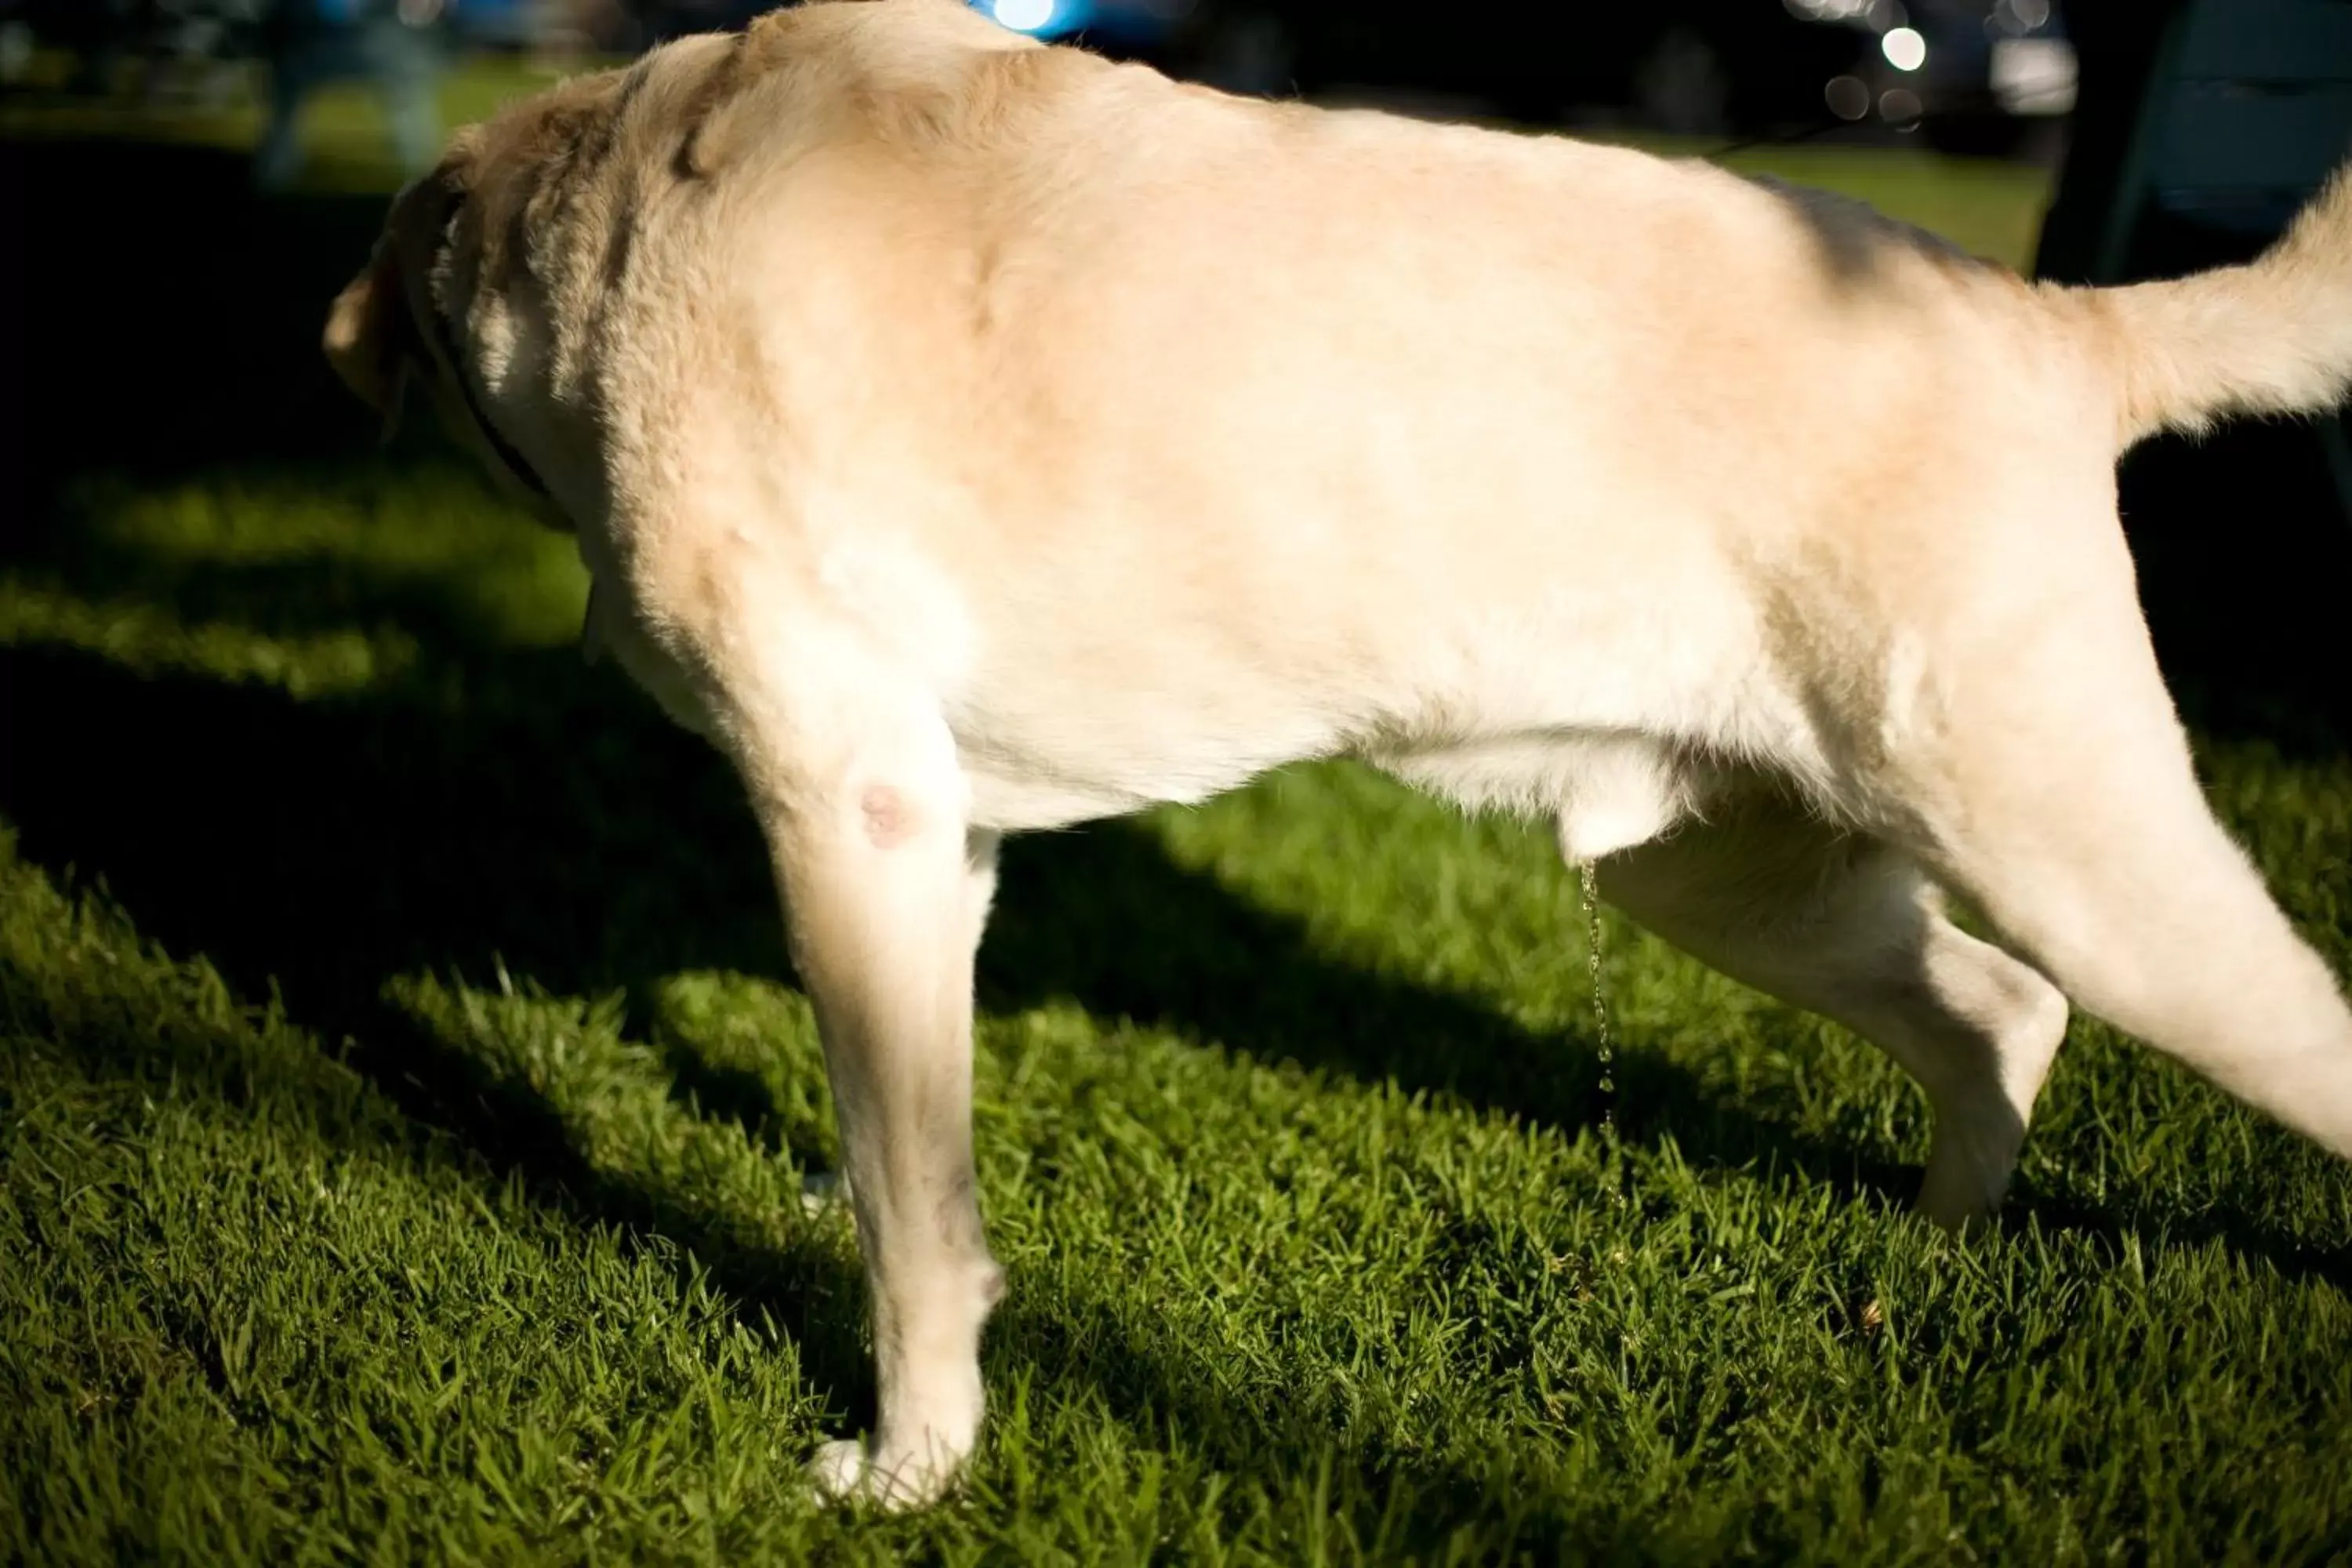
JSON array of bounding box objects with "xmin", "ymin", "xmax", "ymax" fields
[
  {"xmin": 327, "ymin": 149, "xmax": 474, "ymax": 441},
  {"xmin": 323, "ymin": 240, "xmax": 412, "ymax": 438}
]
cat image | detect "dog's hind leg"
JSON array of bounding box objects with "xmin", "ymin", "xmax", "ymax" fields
[
  {"xmin": 702, "ymin": 612, "xmax": 1003, "ymax": 1509},
  {"xmin": 1896, "ymin": 592, "xmax": 2352, "ymax": 1177},
  {"xmin": 1594, "ymin": 800, "xmax": 2070, "ymax": 1225}
]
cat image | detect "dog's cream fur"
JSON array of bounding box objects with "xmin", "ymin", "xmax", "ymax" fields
[{"xmin": 325, "ymin": 0, "xmax": 2352, "ymax": 1507}]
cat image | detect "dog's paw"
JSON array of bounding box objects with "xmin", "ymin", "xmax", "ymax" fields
[
  {"xmin": 808, "ymin": 1438, "xmax": 872, "ymax": 1500},
  {"xmin": 798, "ymin": 1169, "xmax": 852, "ymax": 1221},
  {"xmin": 806, "ymin": 1436, "xmax": 962, "ymax": 1511}
]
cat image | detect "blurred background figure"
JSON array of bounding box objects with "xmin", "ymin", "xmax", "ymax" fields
[
  {"xmin": 252, "ymin": 0, "xmax": 451, "ymax": 192},
  {"xmin": 2, "ymin": 0, "xmax": 265, "ymax": 104}
]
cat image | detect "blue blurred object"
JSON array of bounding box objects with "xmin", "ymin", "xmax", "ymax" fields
[
  {"xmin": 969, "ymin": 0, "xmax": 1089, "ymax": 41},
  {"xmin": 447, "ymin": 0, "xmax": 537, "ymax": 49},
  {"xmin": 967, "ymin": 0, "xmax": 1190, "ymax": 50}
]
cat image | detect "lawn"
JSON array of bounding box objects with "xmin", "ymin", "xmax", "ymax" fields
[{"xmin": 6, "ymin": 61, "xmax": 2352, "ymax": 1565}]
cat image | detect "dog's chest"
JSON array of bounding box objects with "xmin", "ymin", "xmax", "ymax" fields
[{"xmin": 581, "ymin": 579, "xmax": 723, "ymax": 742}]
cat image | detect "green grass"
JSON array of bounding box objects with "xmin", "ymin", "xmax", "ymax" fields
[
  {"xmin": 0, "ymin": 50, "xmax": 583, "ymax": 193},
  {"xmin": 8, "ymin": 65, "xmax": 2352, "ymax": 1564}
]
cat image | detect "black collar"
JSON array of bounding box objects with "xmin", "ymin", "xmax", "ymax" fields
[{"xmin": 425, "ymin": 296, "xmax": 551, "ymax": 499}]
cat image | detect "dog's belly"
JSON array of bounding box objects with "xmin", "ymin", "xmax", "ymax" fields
[
  {"xmin": 953, "ymin": 703, "xmax": 1348, "ymax": 832},
  {"xmin": 957, "ymin": 717, "xmax": 1710, "ymax": 862},
  {"xmin": 946, "ymin": 620, "xmax": 1739, "ymax": 854},
  {"xmin": 942, "ymin": 581, "xmax": 1784, "ymax": 843},
  {"xmin": 960, "ymin": 769, "xmax": 1178, "ymax": 832},
  {"xmin": 1367, "ymin": 729, "xmax": 1704, "ymax": 863}
]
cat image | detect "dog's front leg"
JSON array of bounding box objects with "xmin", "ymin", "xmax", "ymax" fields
[{"xmin": 735, "ymin": 673, "xmax": 1002, "ymax": 1509}]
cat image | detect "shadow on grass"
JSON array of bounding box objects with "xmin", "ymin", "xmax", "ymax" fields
[
  {"xmin": 7, "ymin": 126, "xmax": 2352, "ymax": 1544},
  {"xmin": 0, "ymin": 640, "xmax": 1728, "ymax": 1558},
  {"xmin": 0, "ymin": 609, "xmax": 1924, "ymax": 1541}
]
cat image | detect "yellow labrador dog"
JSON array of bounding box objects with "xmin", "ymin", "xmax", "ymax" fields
[{"xmin": 325, "ymin": 0, "xmax": 2352, "ymax": 1507}]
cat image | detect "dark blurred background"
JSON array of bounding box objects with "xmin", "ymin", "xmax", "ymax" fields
[{"xmin": 0, "ymin": 1, "xmax": 2085, "ymax": 154}]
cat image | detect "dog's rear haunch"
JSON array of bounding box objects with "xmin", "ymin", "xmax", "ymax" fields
[{"xmin": 325, "ymin": 0, "xmax": 2352, "ymax": 1508}]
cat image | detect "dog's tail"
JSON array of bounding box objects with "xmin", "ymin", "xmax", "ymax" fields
[{"xmin": 2072, "ymin": 163, "xmax": 2352, "ymax": 450}]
